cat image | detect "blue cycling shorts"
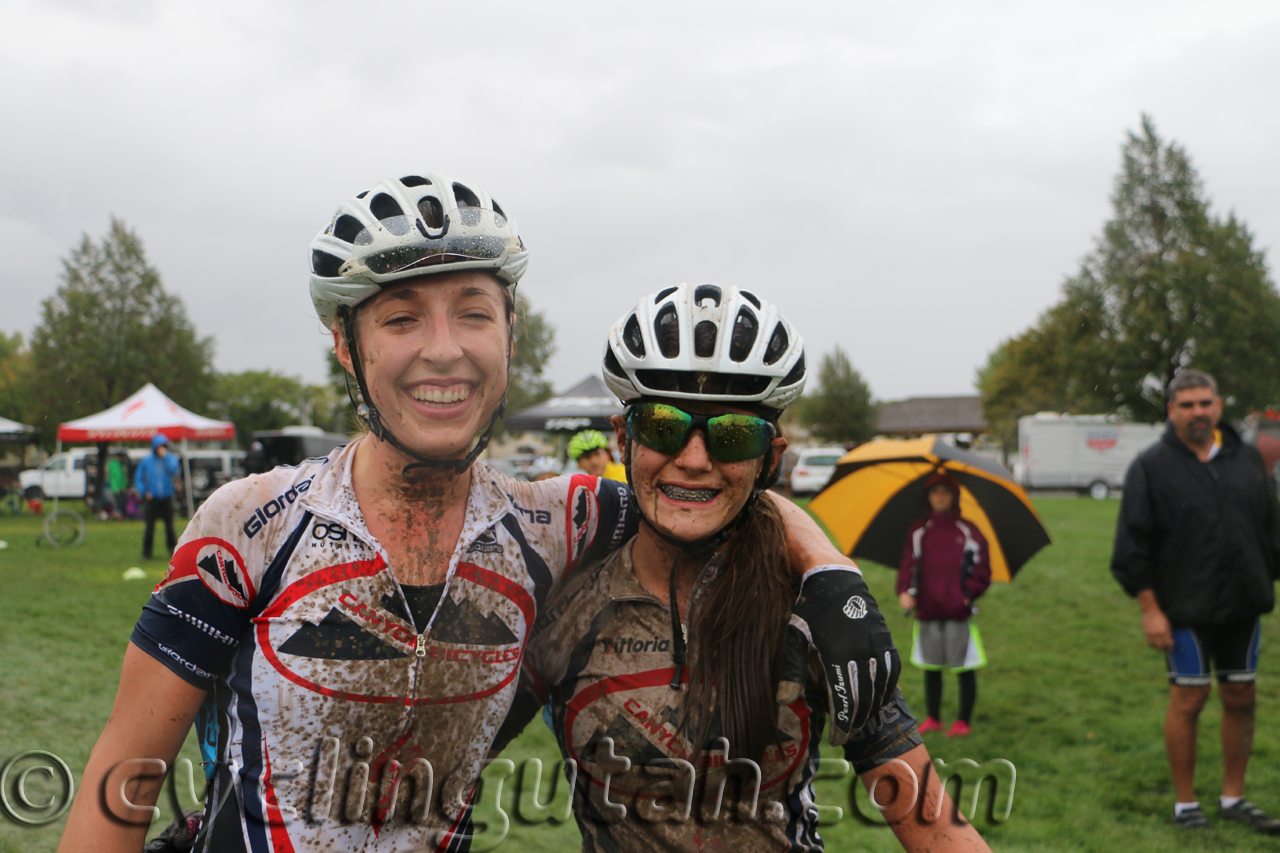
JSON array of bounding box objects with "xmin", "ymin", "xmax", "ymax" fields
[{"xmin": 1167, "ymin": 619, "xmax": 1260, "ymax": 687}]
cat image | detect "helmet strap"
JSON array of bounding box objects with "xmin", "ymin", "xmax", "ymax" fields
[{"xmin": 339, "ymin": 305, "xmax": 509, "ymax": 478}]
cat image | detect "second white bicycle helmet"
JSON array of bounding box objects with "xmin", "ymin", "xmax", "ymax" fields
[
  {"xmin": 310, "ymin": 174, "xmax": 528, "ymax": 326},
  {"xmin": 603, "ymin": 283, "xmax": 806, "ymax": 412}
]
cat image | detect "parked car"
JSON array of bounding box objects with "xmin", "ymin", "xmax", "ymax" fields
[
  {"xmin": 184, "ymin": 449, "xmax": 247, "ymax": 502},
  {"xmin": 246, "ymin": 427, "xmax": 350, "ymax": 473},
  {"xmin": 789, "ymin": 446, "xmax": 847, "ymax": 495},
  {"xmin": 19, "ymin": 447, "xmax": 147, "ymax": 500}
]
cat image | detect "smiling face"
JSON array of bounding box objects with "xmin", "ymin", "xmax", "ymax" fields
[
  {"xmin": 334, "ymin": 270, "xmax": 513, "ymax": 461},
  {"xmin": 1168, "ymin": 385, "xmax": 1222, "ymax": 446},
  {"xmin": 613, "ymin": 401, "xmax": 786, "ymax": 545}
]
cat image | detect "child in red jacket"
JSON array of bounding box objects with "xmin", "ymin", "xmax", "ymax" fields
[{"xmin": 896, "ymin": 470, "xmax": 991, "ymax": 737}]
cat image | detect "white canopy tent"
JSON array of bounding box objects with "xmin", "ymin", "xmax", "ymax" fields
[
  {"xmin": 57, "ymin": 383, "xmax": 235, "ymax": 516},
  {"xmin": 0, "ymin": 415, "xmax": 35, "ymax": 442}
]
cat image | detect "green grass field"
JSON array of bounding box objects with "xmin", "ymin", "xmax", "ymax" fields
[{"xmin": 3, "ymin": 497, "xmax": 1279, "ymax": 851}]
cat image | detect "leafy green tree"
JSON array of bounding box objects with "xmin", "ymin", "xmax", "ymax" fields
[
  {"xmin": 27, "ymin": 219, "xmax": 215, "ymax": 459},
  {"xmin": 978, "ymin": 115, "xmax": 1280, "ymax": 427},
  {"xmin": 797, "ymin": 346, "xmax": 877, "ymax": 444},
  {"xmin": 210, "ymin": 370, "xmax": 343, "ymax": 447},
  {"xmin": 0, "ymin": 332, "xmax": 28, "ymax": 424},
  {"xmin": 504, "ymin": 294, "xmax": 556, "ymax": 419},
  {"xmin": 325, "ymin": 348, "xmax": 361, "ymax": 434},
  {"xmin": 976, "ymin": 288, "xmax": 1112, "ymax": 451}
]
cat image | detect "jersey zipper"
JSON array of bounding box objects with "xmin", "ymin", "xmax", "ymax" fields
[{"xmin": 416, "ymin": 633, "xmax": 427, "ymax": 658}]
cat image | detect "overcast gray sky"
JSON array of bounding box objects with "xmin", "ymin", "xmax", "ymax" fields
[{"xmin": 2, "ymin": 0, "xmax": 1277, "ymax": 403}]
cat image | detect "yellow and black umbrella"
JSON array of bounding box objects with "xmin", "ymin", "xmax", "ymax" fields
[{"xmin": 808, "ymin": 436, "xmax": 1050, "ymax": 582}]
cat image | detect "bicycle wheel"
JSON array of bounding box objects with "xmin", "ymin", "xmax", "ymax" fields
[{"xmin": 43, "ymin": 509, "xmax": 86, "ymax": 548}]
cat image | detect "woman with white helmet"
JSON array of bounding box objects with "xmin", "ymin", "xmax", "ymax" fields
[
  {"xmin": 58, "ymin": 178, "xmax": 875, "ymax": 853},
  {"xmin": 507, "ymin": 284, "xmax": 992, "ymax": 852}
]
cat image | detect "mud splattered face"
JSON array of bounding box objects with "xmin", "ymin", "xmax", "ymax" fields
[
  {"xmin": 335, "ymin": 271, "xmax": 513, "ymax": 460},
  {"xmin": 615, "ymin": 401, "xmax": 784, "ymax": 545}
]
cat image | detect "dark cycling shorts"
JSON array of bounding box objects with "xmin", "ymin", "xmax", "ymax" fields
[{"xmin": 1166, "ymin": 619, "xmax": 1260, "ymax": 687}]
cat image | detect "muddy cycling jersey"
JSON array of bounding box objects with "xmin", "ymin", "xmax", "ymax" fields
[
  {"xmin": 131, "ymin": 440, "xmax": 635, "ymax": 853},
  {"xmin": 519, "ymin": 543, "xmax": 922, "ymax": 853}
]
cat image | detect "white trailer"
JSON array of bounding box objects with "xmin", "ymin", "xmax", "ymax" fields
[{"xmin": 1015, "ymin": 413, "xmax": 1164, "ymax": 498}]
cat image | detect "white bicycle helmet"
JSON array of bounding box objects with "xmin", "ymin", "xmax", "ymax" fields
[
  {"xmin": 310, "ymin": 174, "xmax": 529, "ymax": 326},
  {"xmin": 525, "ymin": 455, "xmax": 563, "ymax": 479},
  {"xmin": 603, "ymin": 283, "xmax": 806, "ymax": 412}
]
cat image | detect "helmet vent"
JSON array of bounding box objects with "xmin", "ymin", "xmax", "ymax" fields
[
  {"xmin": 654, "ymin": 286, "xmax": 677, "ymax": 304},
  {"xmin": 400, "ymin": 175, "xmax": 431, "ymax": 187},
  {"xmin": 693, "ymin": 284, "xmax": 721, "ymax": 307},
  {"xmin": 740, "ymin": 290, "xmax": 761, "ymax": 309},
  {"xmin": 655, "ymin": 304, "xmax": 680, "ymax": 358},
  {"xmin": 781, "ymin": 351, "xmax": 806, "ymax": 386},
  {"xmin": 694, "ymin": 321, "xmax": 717, "ymax": 358},
  {"xmin": 623, "ymin": 314, "xmax": 646, "ymax": 357},
  {"xmin": 636, "ymin": 370, "xmax": 770, "ymax": 397},
  {"xmin": 763, "ymin": 325, "xmax": 789, "ymax": 365},
  {"xmin": 311, "ymin": 249, "xmax": 344, "ymax": 278},
  {"xmin": 332, "ymin": 215, "xmax": 364, "ymax": 244},
  {"xmin": 418, "ymin": 196, "xmax": 444, "ymax": 230},
  {"xmin": 729, "ymin": 308, "xmax": 758, "ymax": 363},
  {"xmin": 370, "ymin": 193, "xmax": 404, "ymax": 221},
  {"xmin": 603, "ymin": 346, "xmax": 626, "ymax": 378},
  {"xmin": 356, "ymin": 191, "xmax": 369, "ymax": 199},
  {"xmin": 492, "ymin": 199, "xmax": 506, "ymax": 219},
  {"xmin": 452, "ymin": 183, "xmax": 481, "ymax": 208}
]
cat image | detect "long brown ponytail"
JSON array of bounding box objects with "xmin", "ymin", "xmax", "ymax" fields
[{"xmin": 682, "ymin": 492, "xmax": 797, "ymax": 766}]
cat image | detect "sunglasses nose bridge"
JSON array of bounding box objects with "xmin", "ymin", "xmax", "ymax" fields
[{"xmin": 672, "ymin": 424, "xmax": 714, "ymax": 467}]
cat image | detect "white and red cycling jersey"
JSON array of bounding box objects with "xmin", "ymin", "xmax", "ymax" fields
[{"xmin": 132, "ymin": 439, "xmax": 635, "ymax": 852}]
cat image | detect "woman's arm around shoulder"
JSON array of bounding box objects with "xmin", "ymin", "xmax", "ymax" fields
[{"xmin": 763, "ymin": 491, "xmax": 856, "ymax": 574}]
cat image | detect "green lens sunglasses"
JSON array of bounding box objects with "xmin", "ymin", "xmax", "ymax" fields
[{"xmin": 626, "ymin": 402, "xmax": 777, "ymax": 463}]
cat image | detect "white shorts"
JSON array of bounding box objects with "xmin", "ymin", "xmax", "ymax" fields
[{"xmin": 911, "ymin": 619, "xmax": 987, "ymax": 672}]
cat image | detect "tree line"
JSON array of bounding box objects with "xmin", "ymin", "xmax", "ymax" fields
[
  {"xmin": 0, "ymin": 218, "xmax": 560, "ymax": 450},
  {"xmin": 978, "ymin": 115, "xmax": 1280, "ymax": 449},
  {"xmin": 0, "ymin": 218, "xmax": 882, "ymax": 452}
]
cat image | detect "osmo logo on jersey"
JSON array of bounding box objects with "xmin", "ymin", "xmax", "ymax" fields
[{"xmin": 243, "ymin": 476, "xmax": 314, "ymax": 538}]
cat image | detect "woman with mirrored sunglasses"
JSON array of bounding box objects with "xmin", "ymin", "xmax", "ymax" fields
[{"xmin": 503, "ymin": 284, "xmax": 992, "ymax": 851}]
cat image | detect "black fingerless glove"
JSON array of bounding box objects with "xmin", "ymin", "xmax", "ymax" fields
[{"xmin": 793, "ymin": 566, "xmax": 901, "ymax": 745}]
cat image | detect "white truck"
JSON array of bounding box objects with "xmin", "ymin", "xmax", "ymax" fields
[
  {"xmin": 1015, "ymin": 413, "xmax": 1164, "ymax": 498},
  {"xmin": 19, "ymin": 448, "xmax": 149, "ymax": 500}
]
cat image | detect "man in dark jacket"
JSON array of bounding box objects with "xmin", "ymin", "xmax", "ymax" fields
[{"xmin": 1112, "ymin": 370, "xmax": 1280, "ymax": 833}]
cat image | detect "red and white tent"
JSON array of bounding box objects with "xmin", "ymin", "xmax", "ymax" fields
[
  {"xmin": 58, "ymin": 383, "xmax": 234, "ymax": 443},
  {"xmin": 56, "ymin": 383, "xmax": 235, "ymax": 515}
]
